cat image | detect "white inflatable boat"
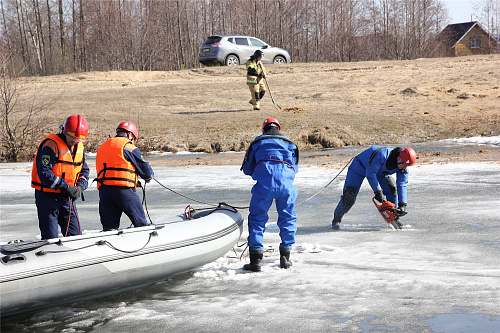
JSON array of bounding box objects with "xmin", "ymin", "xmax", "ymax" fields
[{"xmin": 0, "ymin": 205, "xmax": 243, "ymax": 317}]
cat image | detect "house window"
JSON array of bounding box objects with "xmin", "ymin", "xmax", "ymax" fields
[{"xmin": 470, "ymin": 37, "xmax": 481, "ymax": 49}]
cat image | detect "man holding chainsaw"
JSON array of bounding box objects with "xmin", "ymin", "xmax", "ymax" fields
[
  {"xmin": 246, "ymin": 50, "xmax": 266, "ymax": 110},
  {"xmin": 241, "ymin": 118, "xmax": 298, "ymax": 272},
  {"xmin": 332, "ymin": 146, "xmax": 417, "ymax": 229}
]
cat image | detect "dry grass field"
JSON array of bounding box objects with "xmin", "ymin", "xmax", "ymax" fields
[{"xmin": 23, "ymin": 54, "xmax": 500, "ymax": 163}]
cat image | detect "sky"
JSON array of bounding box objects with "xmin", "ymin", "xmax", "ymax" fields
[{"xmin": 442, "ymin": 0, "xmax": 483, "ymax": 24}]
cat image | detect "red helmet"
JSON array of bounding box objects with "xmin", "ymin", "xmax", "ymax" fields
[
  {"xmin": 262, "ymin": 118, "xmax": 281, "ymax": 131},
  {"xmin": 117, "ymin": 121, "xmax": 138, "ymax": 141},
  {"xmin": 63, "ymin": 115, "xmax": 88, "ymax": 140},
  {"xmin": 400, "ymin": 147, "xmax": 417, "ymax": 166}
]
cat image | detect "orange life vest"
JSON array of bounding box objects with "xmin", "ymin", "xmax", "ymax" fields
[
  {"xmin": 31, "ymin": 133, "xmax": 85, "ymax": 193},
  {"xmin": 95, "ymin": 136, "xmax": 138, "ymax": 189}
]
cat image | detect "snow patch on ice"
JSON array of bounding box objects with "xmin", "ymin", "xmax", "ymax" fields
[{"xmin": 442, "ymin": 135, "xmax": 500, "ymax": 146}]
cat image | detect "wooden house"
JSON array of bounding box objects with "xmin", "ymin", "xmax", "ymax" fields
[{"xmin": 432, "ymin": 21, "xmax": 499, "ymax": 57}]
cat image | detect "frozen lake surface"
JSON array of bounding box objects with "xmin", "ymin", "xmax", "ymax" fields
[{"xmin": 1, "ymin": 141, "xmax": 499, "ymax": 332}]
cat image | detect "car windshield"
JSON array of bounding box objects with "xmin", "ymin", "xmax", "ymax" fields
[
  {"xmin": 204, "ymin": 37, "xmax": 221, "ymax": 45},
  {"xmin": 250, "ymin": 38, "xmax": 266, "ymax": 47}
]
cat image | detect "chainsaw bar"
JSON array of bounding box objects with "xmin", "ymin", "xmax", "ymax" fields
[
  {"xmin": 372, "ymin": 197, "xmax": 403, "ymax": 230},
  {"xmin": 389, "ymin": 219, "xmax": 403, "ymax": 230}
]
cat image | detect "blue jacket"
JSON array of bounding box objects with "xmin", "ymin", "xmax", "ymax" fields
[
  {"xmin": 242, "ymin": 134, "xmax": 298, "ymax": 183},
  {"xmin": 117, "ymin": 134, "xmax": 154, "ymax": 181},
  {"xmin": 354, "ymin": 146, "xmax": 409, "ymax": 203}
]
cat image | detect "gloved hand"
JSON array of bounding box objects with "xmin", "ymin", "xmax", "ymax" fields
[
  {"xmin": 397, "ymin": 202, "xmax": 408, "ymax": 216},
  {"xmin": 374, "ymin": 190, "xmax": 386, "ymax": 203},
  {"xmin": 66, "ymin": 185, "xmax": 82, "ymax": 200}
]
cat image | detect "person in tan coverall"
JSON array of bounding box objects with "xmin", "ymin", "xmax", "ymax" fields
[{"xmin": 246, "ymin": 50, "xmax": 267, "ymax": 110}]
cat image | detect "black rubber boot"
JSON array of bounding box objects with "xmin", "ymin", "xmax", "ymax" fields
[
  {"xmin": 243, "ymin": 250, "xmax": 264, "ymax": 272},
  {"xmin": 259, "ymin": 90, "xmax": 266, "ymax": 100},
  {"xmin": 279, "ymin": 247, "xmax": 292, "ymax": 269},
  {"xmin": 332, "ymin": 215, "xmax": 342, "ymax": 230}
]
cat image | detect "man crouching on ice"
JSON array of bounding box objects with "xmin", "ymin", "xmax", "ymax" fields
[{"xmin": 331, "ymin": 146, "xmax": 417, "ymax": 229}]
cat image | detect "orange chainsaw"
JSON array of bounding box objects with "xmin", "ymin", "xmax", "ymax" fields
[{"xmin": 372, "ymin": 197, "xmax": 403, "ymax": 229}]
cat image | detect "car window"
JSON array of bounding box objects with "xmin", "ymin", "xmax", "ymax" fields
[
  {"xmin": 235, "ymin": 38, "xmax": 249, "ymax": 46},
  {"xmin": 227, "ymin": 38, "xmax": 234, "ymax": 44},
  {"xmin": 249, "ymin": 38, "xmax": 266, "ymax": 47},
  {"xmin": 204, "ymin": 37, "xmax": 221, "ymax": 44}
]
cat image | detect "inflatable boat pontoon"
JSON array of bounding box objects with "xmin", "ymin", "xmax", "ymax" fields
[{"xmin": 0, "ymin": 205, "xmax": 243, "ymax": 317}]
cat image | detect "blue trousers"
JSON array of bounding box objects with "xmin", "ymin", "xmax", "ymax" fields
[
  {"xmin": 35, "ymin": 190, "xmax": 81, "ymax": 240},
  {"xmin": 98, "ymin": 186, "xmax": 148, "ymax": 231},
  {"xmin": 334, "ymin": 166, "xmax": 397, "ymax": 219},
  {"xmin": 248, "ymin": 182, "xmax": 297, "ymax": 251}
]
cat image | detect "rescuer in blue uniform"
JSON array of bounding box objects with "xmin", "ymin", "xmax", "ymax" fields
[
  {"xmin": 241, "ymin": 118, "xmax": 299, "ymax": 272},
  {"xmin": 332, "ymin": 146, "xmax": 417, "ymax": 229},
  {"xmin": 31, "ymin": 115, "xmax": 90, "ymax": 239},
  {"xmin": 95, "ymin": 121, "xmax": 154, "ymax": 231}
]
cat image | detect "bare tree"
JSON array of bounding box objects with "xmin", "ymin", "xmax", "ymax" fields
[
  {"xmin": 0, "ymin": 52, "xmax": 54, "ymax": 161},
  {"xmin": 0, "ymin": 0, "xmax": 453, "ymax": 75},
  {"xmin": 58, "ymin": 0, "xmax": 65, "ymax": 62},
  {"xmin": 478, "ymin": 0, "xmax": 500, "ymax": 42}
]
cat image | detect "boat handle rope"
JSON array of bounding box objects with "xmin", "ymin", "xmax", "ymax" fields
[
  {"xmin": 183, "ymin": 203, "xmax": 242, "ymax": 219},
  {"xmin": 35, "ymin": 231, "xmax": 157, "ymax": 256},
  {"xmin": 97, "ymin": 231, "xmax": 157, "ymax": 253}
]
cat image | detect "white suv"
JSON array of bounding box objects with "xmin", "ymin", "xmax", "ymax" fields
[{"xmin": 199, "ymin": 35, "xmax": 291, "ymax": 66}]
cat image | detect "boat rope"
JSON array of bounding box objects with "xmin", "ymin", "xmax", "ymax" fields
[
  {"xmin": 141, "ymin": 181, "xmax": 154, "ymax": 225},
  {"xmin": 97, "ymin": 231, "xmax": 156, "ymax": 253},
  {"xmin": 183, "ymin": 203, "xmax": 243, "ymax": 219},
  {"xmin": 35, "ymin": 242, "xmax": 97, "ymax": 256},
  {"xmin": 64, "ymin": 197, "xmax": 72, "ymax": 237},
  {"xmin": 235, "ymin": 156, "xmax": 354, "ymax": 260},
  {"xmin": 140, "ymin": 156, "xmax": 353, "ymax": 260},
  {"xmin": 152, "ymin": 177, "xmax": 219, "ymax": 207},
  {"xmin": 149, "ymin": 156, "xmax": 353, "ymax": 213},
  {"xmin": 35, "ymin": 231, "xmax": 157, "ymax": 256},
  {"xmin": 227, "ymin": 240, "xmax": 248, "ymax": 259},
  {"xmin": 294, "ymin": 156, "xmax": 354, "ymax": 207}
]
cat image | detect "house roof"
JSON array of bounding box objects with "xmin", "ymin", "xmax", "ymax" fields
[{"xmin": 437, "ymin": 22, "xmax": 478, "ymax": 49}]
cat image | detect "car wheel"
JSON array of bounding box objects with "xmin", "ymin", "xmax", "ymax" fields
[
  {"xmin": 225, "ymin": 54, "xmax": 239, "ymax": 66},
  {"xmin": 273, "ymin": 56, "xmax": 286, "ymax": 64}
]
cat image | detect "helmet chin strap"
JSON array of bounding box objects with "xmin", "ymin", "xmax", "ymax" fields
[{"xmin": 128, "ymin": 132, "xmax": 137, "ymax": 143}]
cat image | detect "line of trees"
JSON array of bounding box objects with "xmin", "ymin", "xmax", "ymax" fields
[
  {"xmin": 1, "ymin": 0, "xmax": 497, "ymax": 77},
  {"xmin": 0, "ymin": 0, "xmax": 456, "ymax": 76},
  {"xmin": 476, "ymin": 0, "xmax": 500, "ymax": 39}
]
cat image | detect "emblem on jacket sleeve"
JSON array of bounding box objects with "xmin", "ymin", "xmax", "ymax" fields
[{"xmin": 41, "ymin": 155, "xmax": 50, "ymax": 166}]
